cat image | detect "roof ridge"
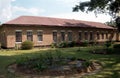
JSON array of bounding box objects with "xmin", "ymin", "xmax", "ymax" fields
[
  {"xmin": 18, "ymin": 15, "xmax": 105, "ymax": 24},
  {"xmin": 3, "ymin": 15, "xmax": 114, "ymax": 29}
]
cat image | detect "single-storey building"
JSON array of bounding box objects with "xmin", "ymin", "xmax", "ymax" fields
[{"xmin": 0, "ymin": 16, "xmax": 119, "ymax": 48}]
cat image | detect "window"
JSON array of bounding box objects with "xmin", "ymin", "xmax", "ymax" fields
[
  {"xmin": 37, "ymin": 30, "xmax": 43, "ymax": 42},
  {"xmin": 84, "ymin": 32, "xmax": 88, "ymax": 40},
  {"xmin": 79, "ymin": 31, "xmax": 82, "ymax": 40},
  {"xmin": 61, "ymin": 31, "xmax": 65, "ymax": 41},
  {"xmin": 15, "ymin": 30, "xmax": 22, "ymax": 42},
  {"xmin": 68, "ymin": 31, "xmax": 72, "ymax": 41},
  {"xmin": 106, "ymin": 33, "xmax": 108, "ymax": 39},
  {"xmin": 90, "ymin": 32, "xmax": 93, "ymax": 40},
  {"xmin": 27, "ymin": 30, "xmax": 33, "ymax": 41},
  {"xmin": 102, "ymin": 33, "xmax": 104, "ymax": 39},
  {"xmin": 97, "ymin": 32, "xmax": 100, "ymax": 40},
  {"xmin": 53, "ymin": 31, "xmax": 57, "ymax": 42}
]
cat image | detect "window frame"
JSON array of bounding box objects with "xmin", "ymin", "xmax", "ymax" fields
[
  {"xmin": 102, "ymin": 32, "xmax": 104, "ymax": 39},
  {"xmin": 68, "ymin": 30, "xmax": 72, "ymax": 42},
  {"xmin": 84, "ymin": 31, "xmax": 88, "ymax": 40},
  {"xmin": 61, "ymin": 30, "xmax": 65, "ymax": 41},
  {"xmin": 15, "ymin": 30, "xmax": 22, "ymax": 43},
  {"xmin": 97, "ymin": 31, "xmax": 100, "ymax": 40},
  {"xmin": 106, "ymin": 32, "xmax": 108, "ymax": 39},
  {"xmin": 27, "ymin": 30, "xmax": 33, "ymax": 41},
  {"xmin": 78, "ymin": 31, "xmax": 82, "ymax": 40},
  {"xmin": 37, "ymin": 30, "xmax": 43, "ymax": 42},
  {"xmin": 90, "ymin": 31, "xmax": 93, "ymax": 40},
  {"xmin": 53, "ymin": 30, "xmax": 57, "ymax": 43}
]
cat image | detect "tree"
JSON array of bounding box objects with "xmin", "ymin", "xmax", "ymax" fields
[
  {"xmin": 116, "ymin": 16, "xmax": 120, "ymax": 31},
  {"xmin": 73, "ymin": 0, "xmax": 120, "ymax": 31},
  {"xmin": 105, "ymin": 20, "xmax": 116, "ymax": 27}
]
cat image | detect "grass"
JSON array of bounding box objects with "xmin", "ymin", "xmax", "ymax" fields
[{"xmin": 0, "ymin": 47, "xmax": 120, "ymax": 78}]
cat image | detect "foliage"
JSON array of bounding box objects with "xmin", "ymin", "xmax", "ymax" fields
[
  {"xmin": 75, "ymin": 40, "xmax": 82, "ymax": 46},
  {"xmin": 16, "ymin": 55, "xmax": 48, "ymax": 71},
  {"xmin": 67, "ymin": 41, "xmax": 76, "ymax": 47},
  {"xmin": 51, "ymin": 41, "xmax": 90, "ymax": 48},
  {"xmin": 16, "ymin": 56, "xmax": 30, "ymax": 65},
  {"xmin": 51, "ymin": 43, "xmax": 57, "ymax": 48},
  {"xmin": 108, "ymin": 44, "xmax": 120, "ymax": 54},
  {"xmin": 90, "ymin": 45, "xmax": 114, "ymax": 54},
  {"xmin": 16, "ymin": 49, "xmax": 96, "ymax": 73},
  {"xmin": 16, "ymin": 50, "xmax": 65, "ymax": 71},
  {"xmin": 21, "ymin": 41, "xmax": 33, "ymax": 50},
  {"xmin": 57, "ymin": 42, "xmax": 68, "ymax": 48},
  {"xmin": 51, "ymin": 41, "xmax": 76, "ymax": 48},
  {"xmin": 73, "ymin": 0, "xmax": 120, "ymax": 30},
  {"xmin": 82, "ymin": 61, "xmax": 93, "ymax": 68},
  {"xmin": 113, "ymin": 44, "xmax": 120, "ymax": 49},
  {"xmin": 73, "ymin": 0, "xmax": 120, "ymax": 17},
  {"xmin": 82, "ymin": 40, "xmax": 89, "ymax": 46},
  {"xmin": 105, "ymin": 20, "xmax": 116, "ymax": 27},
  {"xmin": 116, "ymin": 16, "xmax": 120, "ymax": 31},
  {"xmin": 89, "ymin": 41, "xmax": 97, "ymax": 46},
  {"xmin": 0, "ymin": 47, "xmax": 120, "ymax": 78},
  {"xmin": 104, "ymin": 41, "xmax": 112, "ymax": 48}
]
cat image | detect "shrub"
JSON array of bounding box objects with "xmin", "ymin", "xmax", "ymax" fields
[
  {"xmin": 58, "ymin": 42, "xmax": 68, "ymax": 48},
  {"xmin": 16, "ymin": 57, "xmax": 29, "ymax": 65},
  {"xmin": 51, "ymin": 43, "xmax": 57, "ymax": 48},
  {"xmin": 82, "ymin": 61, "xmax": 92, "ymax": 68},
  {"xmin": 105, "ymin": 41, "xmax": 112, "ymax": 48},
  {"xmin": 75, "ymin": 41, "xmax": 82, "ymax": 46},
  {"xmin": 89, "ymin": 41, "xmax": 97, "ymax": 46},
  {"xmin": 67, "ymin": 41, "xmax": 75, "ymax": 47},
  {"xmin": 113, "ymin": 44, "xmax": 120, "ymax": 54},
  {"xmin": 113, "ymin": 44, "xmax": 120, "ymax": 49},
  {"xmin": 21, "ymin": 41, "xmax": 33, "ymax": 50},
  {"xmin": 82, "ymin": 40, "xmax": 89, "ymax": 47}
]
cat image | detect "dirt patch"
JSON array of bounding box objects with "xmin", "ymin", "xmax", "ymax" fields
[{"xmin": 8, "ymin": 60, "xmax": 102, "ymax": 78}]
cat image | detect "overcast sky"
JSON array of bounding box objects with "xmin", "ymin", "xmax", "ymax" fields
[{"xmin": 0, "ymin": 0, "xmax": 111, "ymax": 23}]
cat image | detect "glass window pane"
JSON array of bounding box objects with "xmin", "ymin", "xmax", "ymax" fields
[
  {"xmin": 84, "ymin": 32, "xmax": 88, "ymax": 40},
  {"xmin": 102, "ymin": 33, "xmax": 104, "ymax": 39},
  {"xmin": 97, "ymin": 32, "xmax": 100, "ymax": 40},
  {"xmin": 37, "ymin": 31, "xmax": 43, "ymax": 41},
  {"xmin": 79, "ymin": 32, "xmax": 82, "ymax": 40},
  {"xmin": 61, "ymin": 32, "xmax": 65, "ymax": 41},
  {"xmin": 16, "ymin": 31, "xmax": 22, "ymax": 42},
  {"xmin": 90, "ymin": 32, "xmax": 93, "ymax": 40},
  {"xmin": 53, "ymin": 32, "xmax": 57, "ymax": 42},
  {"xmin": 68, "ymin": 32, "xmax": 72, "ymax": 41},
  {"xmin": 106, "ymin": 33, "xmax": 108, "ymax": 39},
  {"xmin": 27, "ymin": 31, "xmax": 33, "ymax": 41}
]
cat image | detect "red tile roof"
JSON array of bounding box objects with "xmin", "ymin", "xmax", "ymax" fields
[{"xmin": 4, "ymin": 16, "xmax": 114, "ymax": 29}]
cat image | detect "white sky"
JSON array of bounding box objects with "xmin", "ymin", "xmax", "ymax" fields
[{"xmin": 0, "ymin": 0, "xmax": 111, "ymax": 23}]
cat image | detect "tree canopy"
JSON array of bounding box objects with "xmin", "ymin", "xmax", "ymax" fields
[
  {"xmin": 105, "ymin": 20, "xmax": 116, "ymax": 27},
  {"xmin": 73, "ymin": 0, "xmax": 120, "ymax": 31}
]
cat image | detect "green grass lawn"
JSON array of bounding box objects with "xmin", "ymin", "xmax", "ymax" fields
[{"xmin": 0, "ymin": 47, "xmax": 120, "ymax": 78}]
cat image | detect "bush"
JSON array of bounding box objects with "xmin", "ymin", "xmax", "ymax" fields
[
  {"xmin": 21, "ymin": 41, "xmax": 33, "ymax": 50},
  {"xmin": 89, "ymin": 41, "xmax": 96, "ymax": 46},
  {"xmin": 82, "ymin": 40, "xmax": 89, "ymax": 47},
  {"xmin": 51, "ymin": 43, "xmax": 57, "ymax": 48},
  {"xmin": 105, "ymin": 41, "xmax": 112, "ymax": 48},
  {"xmin": 82, "ymin": 61, "xmax": 92, "ymax": 68},
  {"xmin": 113, "ymin": 44, "xmax": 120, "ymax": 49},
  {"xmin": 75, "ymin": 41, "xmax": 82, "ymax": 46},
  {"xmin": 67, "ymin": 41, "xmax": 75, "ymax": 47},
  {"xmin": 113, "ymin": 44, "xmax": 120, "ymax": 54},
  {"xmin": 58, "ymin": 42, "xmax": 68, "ymax": 48}
]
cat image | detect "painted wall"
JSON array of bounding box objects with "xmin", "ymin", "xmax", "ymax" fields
[{"xmin": 0, "ymin": 25, "xmax": 119, "ymax": 48}]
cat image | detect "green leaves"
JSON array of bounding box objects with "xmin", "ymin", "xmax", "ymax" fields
[{"xmin": 73, "ymin": 0, "xmax": 120, "ymax": 17}]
